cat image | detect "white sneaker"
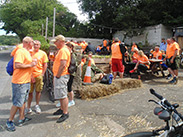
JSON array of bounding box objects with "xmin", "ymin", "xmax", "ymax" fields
[
  {"xmin": 35, "ymin": 105, "xmax": 41, "ymax": 114},
  {"xmin": 56, "ymin": 102, "xmax": 61, "ymax": 108},
  {"xmin": 68, "ymin": 100, "xmax": 75, "ymax": 107},
  {"xmin": 25, "ymin": 108, "xmax": 32, "ymax": 115}
]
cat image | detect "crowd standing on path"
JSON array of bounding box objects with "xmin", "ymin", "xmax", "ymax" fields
[{"xmin": 5, "ymin": 34, "xmax": 181, "ymax": 132}]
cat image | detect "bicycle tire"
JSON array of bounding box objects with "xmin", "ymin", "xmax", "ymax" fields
[{"xmin": 124, "ymin": 131, "xmax": 156, "ymax": 137}]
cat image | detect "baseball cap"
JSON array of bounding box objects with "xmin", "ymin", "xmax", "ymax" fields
[{"xmin": 52, "ymin": 35, "xmax": 65, "ymax": 43}]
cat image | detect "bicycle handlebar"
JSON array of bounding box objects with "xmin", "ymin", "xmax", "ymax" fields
[
  {"xmin": 150, "ymin": 88, "xmax": 171, "ymax": 107},
  {"xmin": 150, "ymin": 89, "xmax": 163, "ymax": 100},
  {"xmin": 150, "ymin": 88, "xmax": 183, "ymax": 121}
]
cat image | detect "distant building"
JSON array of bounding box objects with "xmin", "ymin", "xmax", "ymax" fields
[
  {"xmin": 174, "ymin": 27, "xmax": 183, "ymax": 49},
  {"xmin": 113, "ymin": 24, "xmax": 172, "ymax": 46}
]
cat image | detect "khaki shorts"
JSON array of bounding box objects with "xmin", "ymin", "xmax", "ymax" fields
[
  {"xmin": 91, "ymin": 73, "xmax": 102, "ymax": 83},
  {"xmin": 30, "ymin": 75, "xmax": 43, "ymax": 93},
  {"xmin": 54, "ymin": 75, "xmax": 69, "ymax": 99}
]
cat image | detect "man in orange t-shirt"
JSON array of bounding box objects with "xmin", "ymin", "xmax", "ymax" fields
[
  {"xmin": 103, "ymin": 39, "xmax": 107, "ymax": 47},
  {"xmin": 6, "ymin": 36, "xmax": 37, "ymax": 131},
  {"xmin": 52, "ymin": 35, "xmax": 71, "ymax": 123},
  {"xmin": 11, "ymin": 43, "xmax": 23, "ymax": 56},
  {"xmin": 165, "ymin": 38, "xmax": 180, "ymax": 84},
  {"xmin": 152, "ymin": 46, "xmax": 163, "ymax": 59},
  {"xmin": 26, "ymin": 40, "xmax": 48, "ymax": 114},
  {"xmin": 131, "ymin": 42, "xmax": 137, "ymax": 52},
  {"xmin": 111, "ymin": 38, "xmax": 124, "ymax": 79}
]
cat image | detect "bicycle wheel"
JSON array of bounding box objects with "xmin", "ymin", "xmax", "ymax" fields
[{"xmin": 124, "ymin": 131, "xmax": 156, "ymax": 137}]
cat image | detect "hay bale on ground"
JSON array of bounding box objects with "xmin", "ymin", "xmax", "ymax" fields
[
  {"xmin": 79, "ymin": 78, "xmax": 142, "ymax": 100},
  {"xmin": 114, "ymin": 78, "xmax": 142, "ymax": 90}
]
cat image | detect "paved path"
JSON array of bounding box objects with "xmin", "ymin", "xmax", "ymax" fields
[{"xmin": 0, "ymin": 49, "xmax": 183, "ymax": 137}]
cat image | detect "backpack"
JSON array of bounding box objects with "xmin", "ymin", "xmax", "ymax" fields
[
  {"xmin": 68, "ymin": 53, "xmax": 77, "ymax": 74},
  {"xmin": 100, "ymin": 73, "xmax": 113, "ymax": 84},
  {"xmin": 6, "ymin": 57, "xmax": 14, "ymax": 76}
]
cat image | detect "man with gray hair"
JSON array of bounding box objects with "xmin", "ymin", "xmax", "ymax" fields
[{"xmin": 6, "ymin": 36, "xmax": 37, "ymax": 131}]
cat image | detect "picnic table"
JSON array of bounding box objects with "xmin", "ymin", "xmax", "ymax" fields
[{"xmin": 149, "ymin": 59, "xmax": 165, "ymax": 77}]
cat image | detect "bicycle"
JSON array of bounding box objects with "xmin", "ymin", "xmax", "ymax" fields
[
  {"xmin": 43, "ymin": 67, "xmax": 55, "ymax": 102},
  {"xmin": 124, "ymin": 88, "xmax": 183, "ymax": 137}
]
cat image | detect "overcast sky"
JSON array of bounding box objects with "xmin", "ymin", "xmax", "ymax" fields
[
  {"xmin": 0, "ymin": 0, "xmax": 88, "ymax": 35},
  {"xmin": 59, "ymin": 0, "xmax": 88, "ymax": 21}
]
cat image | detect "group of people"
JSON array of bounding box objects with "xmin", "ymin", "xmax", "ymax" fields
[
  {"xmin": 110, "ymin": 37, "xmax": 180, "ymax": 84},
  {"xmin": 6, "ymin": 35, "xmax": 81, "ymax": 132},
  {"xmin": 6, "ymin": 34, "xmax": 181, "ymax": 132}
]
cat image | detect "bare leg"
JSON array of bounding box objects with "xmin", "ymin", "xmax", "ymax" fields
[
  {"xmin": 19, "ymin": 103, "xmax": 26, "ymax": 120},
  {"xmin": 173, "ymin": 69, "xmax": 178, "ymax": 77},
  {"xmin": 9, "ymin": 105, "xmax": 18, "ymax": 121},
  {"xmin": 60, "ymin": 97, "xmax": 68, "ymax": 114},
  {"xmin": 36, "ymin": 92, "xmax": 41, "ymax": 105},
  {"xmin": 113, "ymin": 72, "xmax": 117, "ymax": 79},
  {"xmin": 27, "ymin": 93, "xmax": 33, "ymax": 108},
  {"xmin": 168, "ymin": 68, "xmax": 176, "ymax": 77},
  {"xmin": 68, "ymin": 91, "xmax": 74, "ymax": 101},
  {"xmin": 119, "ymin": 72, "xmax": 123, "ymax": 78}
]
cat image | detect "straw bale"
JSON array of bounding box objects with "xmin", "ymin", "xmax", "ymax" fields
[
  {"xmin": 79, "ymin": 83, "xmax": 119, "ymax": 100},
  {"xmin": 79, "ymin": 78, "xmax": 142, "ymax": 100}
]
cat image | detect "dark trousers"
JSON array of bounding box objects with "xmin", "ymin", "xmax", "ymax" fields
[
  {"xmin": 137, "ymin": 64, "xmax": 148, "ymax": 75},
  {"xmin": 124, "ymin": 62, "xmax": 136, "ymax": 74}
]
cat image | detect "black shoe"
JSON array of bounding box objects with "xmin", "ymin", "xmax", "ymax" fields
[
  {"xmin": 17, "ymin": 117, "xmax": 32, "ymax": 127},
  {"xmin": 169, "ymin": 77, "xmax": 177, "ymax": 84},
  {"xmin": 53, "ymin": 109, "xmax": 63, "ymax": 115},
  {"xmin": 56, "ymin": 113, "xmax": 69, "ymax": 123},
  {"xmin": 166, "ymin": 74, "xmax": 172, "ymax": 80}
]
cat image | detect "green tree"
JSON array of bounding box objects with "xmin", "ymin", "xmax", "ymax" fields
[
  {"xmin": 0, "ymin": 0, "xmax": 83, "ymax": 40},
  {"xmin": 78, "ymin": 0, "xmax": 183, "ymax": 39}
]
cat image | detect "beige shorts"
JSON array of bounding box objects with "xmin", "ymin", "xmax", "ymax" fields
[
  {"xmin": 30, "ymin": 75, "xmax": 43, "ymax": 93},
  {"xmin": 54, "ymin": 75, "xmax": 69, "ymax": 99},
  {"xmin": 91, "ymin": 73, "xmax": 102, "ymax": 83}
]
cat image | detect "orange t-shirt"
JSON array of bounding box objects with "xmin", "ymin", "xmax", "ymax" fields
[
  {"xmin": 138, "ymin": 55, "xmax": 149, "ymax": 69},
  {"xmin": 80, "ymin": 42, "xmax": 86, "ymax": 50},
  {"xmin": 131, "ymin": 45, "xmax": 137, "ymax": 52},
  {"xmin": 52, "ymin": 45, "xmax": 71, "ymax": 76},
  {"xmin": 132, "ymin": 52, "xmax": 140, "ymax": 62},
  {"xmin": 166, "ymin": 42, "xmax": 179, "ymax": 59},
  {"xmin": 32, "ymin": 50, "xmax": 48, "ymax": 78},
  {"xmin": 111, "ymin": 42, "xmax": 122, "ymax": 59},
  {"xmin": 153, "ymin": 51, "xmax": 162, "ymax": 59},
  {"xmin": 11, "ymin": 43, "xmax": 23, "ymax": 56},
  {"xmin": 103, "ymin": 40, "xmax": 107, "ymax": 47},
  {"xmin": 12, "ymin": 48, "xmax": 32, "ymax": 84}
]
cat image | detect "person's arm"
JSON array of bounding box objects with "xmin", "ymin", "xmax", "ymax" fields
[
  {"xmin": 42, "ymin": 62, "xmax": 47, "ymax": 76},
  {"xmin": 56, "ymin": 60, "xmax": 67, "ymax": 78},
  {"xmin": 15, "ymin": 61, "xmax": 37, "ymax": 69},
  {"xmin": 91, "ymin": 64, "xmax": 103, "ymax": 73}
]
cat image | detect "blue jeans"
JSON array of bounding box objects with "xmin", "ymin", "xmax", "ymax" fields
[{"xmin": 12, "ymin": 83, "xmax": 30, "ymax": 107}]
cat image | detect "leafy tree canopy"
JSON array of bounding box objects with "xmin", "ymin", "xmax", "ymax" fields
[
  {"xmin": 78, "ymin": 0, "xmax": 183, "ymax": 38},
  {"xmin": 0, "ymin": 35, "xmax": 20, "ymax": 45},
  {"xmin": 0, "ymin": 0, "xmax": 86, "ymax": 40}
]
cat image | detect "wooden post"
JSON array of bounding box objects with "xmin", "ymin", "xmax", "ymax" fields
[
  {"xmin": 42, "ymin": 24, "xmax": 44, "ymax": 36},
  {"xmin": 45, "ymin": 17, "xmax": 48, "ymax": 40},
  {"xmin": 53, "ymin": 8, "xmax": 56, "ymax": 38}
]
